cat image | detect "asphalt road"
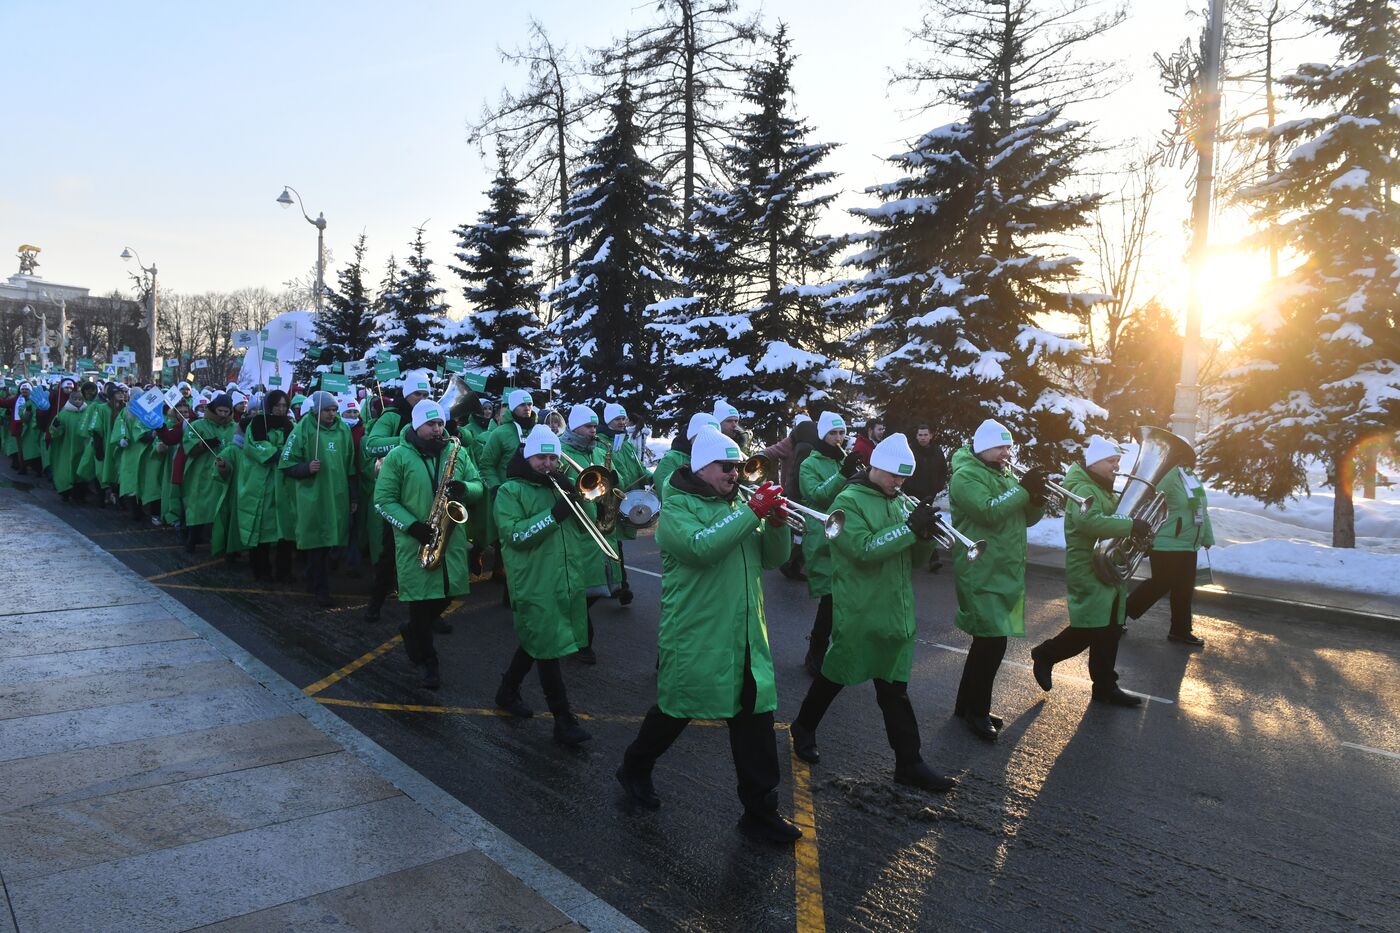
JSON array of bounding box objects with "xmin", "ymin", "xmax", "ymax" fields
[{"xmin": 8, "ymin": 468, "xmax": 1400, "ymax": 932}]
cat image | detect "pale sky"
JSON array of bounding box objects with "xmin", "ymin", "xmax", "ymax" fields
[{"xmin": 4, "ymin": 0, "xmax": 1328, "ymax": 326}]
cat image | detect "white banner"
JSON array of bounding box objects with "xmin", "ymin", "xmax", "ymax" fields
[
  {"xmin": 232, "ymin": 329, "xmax": 257, "ymax": 348},
  {"xmin": 344, "ymin": 360, "xmax": 369, "ymax": 377},
  {"xmin": 192, "ymin": 359, "xmax": 209, "ymax": 371}
]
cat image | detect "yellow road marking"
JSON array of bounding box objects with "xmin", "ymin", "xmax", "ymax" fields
[
  {"xmin": 788, "ymin": 738, "xmax": 826, "ymax": 933},
  {"xmin": 155, "ymin": 583, "xmax": 366, "ymax": 602},
  {"xmin": 314, "ymin": 695, "xmax": 652, "ymax": 724},
  {"xmin": 145, "ymin": 558, "xmax": 225, "ymax": 581},
  {"xmin": 110, "ymin": 544, "xmax": 188, "ymax": 552},
  {"xmin": 303, "ymin": 636, "xmax": 404, "ymax": 696}
]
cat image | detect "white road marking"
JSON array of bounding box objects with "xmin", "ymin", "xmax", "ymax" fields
[
  {"xmin": 627, "ymin": 566, "xmax": 662, "ymax": 579},
  {"xmin": 1342, "ymin": 742, "xmax": 1400, "ymax": 761},
  {"xmin": 922, "ymin": 640, "xmax": 1176, "ymax": 705}
]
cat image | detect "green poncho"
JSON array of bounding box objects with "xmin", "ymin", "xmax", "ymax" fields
[{"xmin": 279, "ymin": 414, "xmax": 358, "ymax": 550}]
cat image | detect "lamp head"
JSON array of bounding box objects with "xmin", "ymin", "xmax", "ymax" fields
[
  {"xmin": 120, "ymin": 248, "xmax": 133, "ymax": 260},
  {"xmin": 276, "ymin": 187, "xmax": 294, "ymax": 208}
]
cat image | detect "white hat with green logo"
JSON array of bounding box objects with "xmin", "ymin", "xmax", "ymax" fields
[
  {"xmin": 691, "ymin": 428, "xmax": 743, "ymax": 472},
  {"xmin": 871, "ymin": 432, "xmax": 916, "ymax": 477},
  {"xmin": 817, "ymin": 410, "xmax": 846, "ymax": 439},
  {"xmin": 972, "ymin": 418, "xmax": 1014, "ymax": 454},
  {"xmin": 523, "ymin": 423, "xmax": 560, "ymax": 458},
  {"xmin": 568, "ymin": 404, "xmax": 599, "ymax": 431}
]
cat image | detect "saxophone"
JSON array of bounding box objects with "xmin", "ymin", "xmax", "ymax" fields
[{"xmin": 419, "ymin": 437, "xmax": 469, "ymax": 571}]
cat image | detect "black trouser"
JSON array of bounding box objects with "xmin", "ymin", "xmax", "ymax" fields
[
  {"xmin": 501, "ymin": 646, "xmax": 570, "ymax": 713},
  {"xmin": 585, "ymin": 598, "xmax": 598, "ymax": 648},
  {"xmin": 368, "ymin": 528, "xmax": 398, "ymax": 615},
  {"xmin": 623, "ymin": 650, "xmax": 780, "ymax": 815},
  {"xmin": 185, "ymin": 523, "xmax": 209, "ymax": 550},
  {"xmin": 1127, "ymin": 550, "xmax": 1198, "ymax": 636},
  {"xmin": 1033, "ymin": 622, "xmax": 1124, "ymax": 690},
  {"xmin": 955, "ymin": 636, "xmax": 1008, "ymax": 717},
  {"xmin": 795, "ymin": 674, "xmax": 923, "ymax": 767},
  {"xmin": 304, "ymin": 547, "xmax": 332, "ymax": 598},
  {"xmin": 250, "ymin": 540, "xmax": 294, "ymax": 581},
  {"xmin": 806, "ymin": 595, "xmax": 832, "ymax": 660},
  {"xmin": 616, "ymin": 539, "xmax": 630, "ymax": 591},
  {"xmin": 402, "ymin": 597, "xmax": 449, "ymax": 666}
]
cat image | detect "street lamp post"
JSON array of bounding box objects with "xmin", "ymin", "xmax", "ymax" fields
[
  {"xmin": 39, "ymin": 290, "xmax": 67, "ymax": 369},
  {"xmin": 120, "ymin": 247, "xmax": 159, "ymax": 382},
  {"xmin": 276, "ymin": 186, "xmax": 327, "ymax": 310}
]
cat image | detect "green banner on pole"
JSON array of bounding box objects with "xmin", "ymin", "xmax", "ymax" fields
[
  {"xmin": 77, "ymin": 357, "xmax": 95, "ymax": 371},
  {"xmin": 461, "ymin": 371, "xmax": 488, "ymax": 392},
  {"xmin": 374, "ymin": 358, "xmax": 401, "ymax": 382},
  {"xmin": 445, "ymin": 357, "xmax": 465, "ymax": 373},
  {"xmin": 261, "ymin": 346, "xmax": 279, "ymax": 363},
  {"xmin": 268, "ymin": 376, "xmax": 283, "ymax": 387},
  {"xmin": 319, "ymin": 373, "xmax": 349, "ymax": 394}
]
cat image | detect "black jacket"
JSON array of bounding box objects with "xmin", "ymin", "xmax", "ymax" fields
[{"xmin": 903, "ymin": 442, "xmax": 948, "ymax": 501}]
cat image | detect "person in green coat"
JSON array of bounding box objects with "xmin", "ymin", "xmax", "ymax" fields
[
  {"xmin": 616, "ymin": 428, "xmax": 802, "ymax": 844},
  {"xmin": 559, "ymin": 403, "xmax": 621, "ymax": 663},
  {"xmin": 1127, "ymin": 463, "xmax": 1215, "ymax": 647},
  {"xmin": 597, "ymin": 401, "xmax": 651, "ymax": 607},
  {"xmin": 799, "ymin": 411, "xmax": 864, "ymax": 676},
  {"xmin": 653, "ymin": 411, "xmax": 719, "ymax": 502},
  {"xmin": 374, "ymin": 400, "xmax": 485, "ymax": 689},
  {"xmin": 790, "ymin": 433, "xmax": 957, "ymax": 794},
  {"xmin": 1031, "ymin": 436, "xmax": 1153, "ymax": 708},
  {"xmin": 948, "ymin": 420, "xmax": 1048, "ymax": 741},
  {"xmin": 237, "ymin": 391, "xmax": 295, "ymax": 582},
  {"xmin": 491, "ymin": 424, "xmax": 594, "ymax": 747},
  {"xmin": 157, "ymin": 400, "xmax": 192, "ymax": 528},
  {"xmin": 12, "ymin": 383, "xmax": 41, "ymax": 475},
  {"xmin": 75, "ymin": 382, "xmax": 108, "ymax": 493},
  {"xmin": 48, "ymin": 386, "xmax": 89, "ymax": 501},
  {"xmin": 182, "ymin": 394, "xmax": 238, "ymax": 555},
  {"xmin": 280, "ymin": 391, "xmax": 359, "ymax": 606},
  {"xmin": 362, "ymin": 373, "xmax": 432, "ymax": 621},
  {"xmin": 478, "ymin": 388, "xmax": 538, "ymax": 588},
  {"xmin": 98, "ymin": 385, "xmax": 128, "ymax": 502},
  {"xmin": 115, "ymin": 403, "xmax": 156, "ymax": 521}
]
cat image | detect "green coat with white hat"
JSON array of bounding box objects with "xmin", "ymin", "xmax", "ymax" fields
[
  {"xmin": 1062, "ymin": 462, "xmax": 1135, "ymax": 629},
  {"xmin": 48, "ymin": 403, "xmax": 87, "ymax": 494},
  {"xmin": 654, "ymin": 467, "xmax": 789, "ymax": 719},
  {"xmin": 362, "ymin": 408, "xmax": 405, "ymax": 564},
  {"xmin": 799, "ymin": 448, "xmax": 847, "ymax": 599},
  {"xmin": 820, "ymin": 480, "xmax": 935, "ymax": 685},
  {"xmin": 116, "ymin": 408, "xmax": 153, "ymax": 500},
  {"xmin": 654, "ymin": 445, "xmax": 689, "ymax": 501}
]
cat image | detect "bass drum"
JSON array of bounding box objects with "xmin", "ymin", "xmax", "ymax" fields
[{"xmin": 620, "ymin": 489, "xmax": 661, "ymax": 530}]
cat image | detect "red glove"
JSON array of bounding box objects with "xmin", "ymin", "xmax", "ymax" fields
[
  {"xmin": 747, "ymin": 481, "xmax": 785, "ymax": 520},
  {"xmin": 768, "ymin": 499, "xmax": 793, "ymax": 528}
]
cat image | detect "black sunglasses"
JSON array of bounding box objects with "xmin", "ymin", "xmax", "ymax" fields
[{"xmin": 718, "ymin": 462, "xmax": 738, "ymax": 474}]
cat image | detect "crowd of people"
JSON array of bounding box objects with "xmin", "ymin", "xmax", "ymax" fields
[{"xmin": 1, "ymin": 369, "xmax": 1214, "ymax": 847}]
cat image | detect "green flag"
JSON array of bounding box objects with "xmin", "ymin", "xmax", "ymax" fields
[
  {"xmin": 320, "ymin": 373, "xmax": 349, "ymax": 394},
  {"xmin": 445, "ymin": 357, "xmax": 465, "ymax": 373},
  {"xmin": 262, "ymin": 346, "xmax": 279, "ymax": 363},
  {"xmin": 462, "ymin": 371, "xmax": 488, "ymax": 392},
  {"xmin": 374, "ymin": 358, "xmax": 401, "ymax": 381},
  {"xmin": 77, "ymin": 357, "xmax": 95, "ymax": 370},
  {"xmin": 268, "ymin": 375, "xmax": 283, "ymax": 387}
]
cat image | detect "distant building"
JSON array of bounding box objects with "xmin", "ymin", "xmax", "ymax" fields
[{"xmin": 1, "ymin": 249, "xmax": 141, "ymax": 370}]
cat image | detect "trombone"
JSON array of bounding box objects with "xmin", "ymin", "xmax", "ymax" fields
[
  {"xmin": 551, "ymin": 452, "xmax": 622, "ymax": 562},
  {"xmin": 738, "ymin": 455, "xmax": 845, "ymax": 539},
  {"xmin": 1010, "ymin": 461, "xmax": 1089, "ymax": 509}
]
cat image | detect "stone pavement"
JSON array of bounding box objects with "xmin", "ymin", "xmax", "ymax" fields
[{"xmin": 0, "ymin": 492, "xmax": 641, "ymax": 933}]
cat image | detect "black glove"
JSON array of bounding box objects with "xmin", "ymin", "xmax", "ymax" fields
[
  {"xmin": 839, "ymin": 451, "xmax": 863, "ymax": 478},
  {"xmin": 906, "ymin": 501, "xmax": 939, "ymax": 540},
  {"xmin": 1018, "ymin": 467, "xmax": 1048, "ymax": 504},
  {"xmin": 1130, "ymin": 518, "xmax": 1154, "ymax": 540},
  {"xmin": 406, "ymin": 521, "xmax": 433, "ymax": 545},
  {"xmin": 445, "ymin": 479, "xmax": 468, "ymax": 503},
  {"xmin": 551, "ymin": 497, "xmax": 576, "ymax": 525}
]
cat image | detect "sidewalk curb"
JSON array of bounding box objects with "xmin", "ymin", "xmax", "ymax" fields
[{"xmin": 36, "ymin": 497, "xmax": 644, "ymax": 933}]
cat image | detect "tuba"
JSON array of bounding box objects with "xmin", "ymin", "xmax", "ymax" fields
[
  {"xmin": 1091, "ymin": 426, "xmax": 1196, "ymax": 585},
  {"xmin": 419, "ymin": 437, "xmax": 469, "ymax": 571}
]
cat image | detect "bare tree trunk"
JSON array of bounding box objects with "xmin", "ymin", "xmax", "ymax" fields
[
  {"xmin": 1359, "ymin": 445, "xmax": 1378, "ymax": 499},
  {"xmin": 681, "ymin": 0, "xmax": 697, "ymax": 228},
  {"xmin": 1332, "ymin": 451, "xmax": 1356, "ymax": 548}
]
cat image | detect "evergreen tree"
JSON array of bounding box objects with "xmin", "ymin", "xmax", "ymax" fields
[
  {"xmin": 1200, "ymin": 0, "xmax": 1400, "ymax": 548},
  {"xmin": 371, "ymin": 254, "xmax": 400, "ymax": 355},
  {"xmin": 1097, "ymin": 299, "xmax": 1184, "ymax": 438},
  {"xmin": 379, "ymin": 227, "xmax": 448, "ymax": 372},
  {"xmin": 662, "ymin": 26, "xmax": 845, "ymax": 439},
  {"xmin": 444, "ymin": 151, "xmax": 546, "ymax": 391},
  {"xmin": 317, "ymin": 233, "xmax": 376, "ymax": 365},
  {"xmin": 835, "ymin": 4, "xmax": 1112, "ymax": 465},
  {"xmin": 546, "ymin": 82, "xmax": 691, "ymax": 414}
]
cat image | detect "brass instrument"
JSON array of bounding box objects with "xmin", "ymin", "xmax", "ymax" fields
[
  {"xmin": 738, "ymin": 454, "xmax": 844, "ymax": 539},
  {"xmin": 554, "ymin": 452, "xmax": 622, "ymax": 561},
  {"xmin": 1010, "ymin": 461, "xmax": 1089, "ymax": 509},
  {"xmin": 419, "ymin": 437, "xmax": 468, "ymax": 570},
  {"xmin": 1091, "ymin": 426, "xmax": 1196, "ymax": 585},
  {"xmin": 596, "ymin": 442, "xmax": 619, "ymax": 534},
  {"xmin": 891, "ymin": 492, "xmax": 986, "ymax": 562}
]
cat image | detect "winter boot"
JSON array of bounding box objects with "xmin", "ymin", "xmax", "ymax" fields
[
  {"xmin": 894, "ymin": 761, "xmax": 957, "ymax": 793},
  {"xmin": 615, "ymin": 765, "xmax": 661, "ymax": 810},
  {"xmin": 552, "ymin": 712, "xmax": 591, "ymax": 746},
  {"xmin": 495, "ymin": 678, "xmax": 534, "ymax": 718},
  {"xmin": 738, "ymin": 809, "xmax": 802, "ymax": 844}
]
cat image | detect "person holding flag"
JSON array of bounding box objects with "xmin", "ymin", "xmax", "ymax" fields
[
  {"xmin": 182, "ymin": 393, "xmax": 238, "ymax": 555},
  {"xmin": 98, "ymin": 384, "xmax": 129, "ymax": 504},
  {"xmin": 280, "ymin": 391, "xmax": 358, "ymax": 607}
]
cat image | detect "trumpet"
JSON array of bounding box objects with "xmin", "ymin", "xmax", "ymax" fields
[
  {"xmin": 738, "ymin": 454, "xmax": 844, "ymax": 539},
  {"xmin": 1009, "ymin": 461, "xmax": 1090, "ymax": 509},
  {"xmin": 891, "ymin": 493, "xmax": 986, "ymax": 562},
  {"xmin": 552, "ymin": 452, "xmax": 622, "ymax": 562}
]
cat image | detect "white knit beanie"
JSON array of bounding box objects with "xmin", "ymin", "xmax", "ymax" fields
[
  {"xmin": 411, "ymin": 399, "xmax": 445, "ymax": 430},
  {"xmin": 713, "ymin": 399, "xmax": 740, "ymax": 422},
  {"xmin": 507, "ymin": 388, "xmax": 533, "ymax": 412},
  {"xmin": 972, "ymin": 419, "xmax": 1014, "ymax": 454},
  {"xmin": 686, "ymin": 412, "xmax": 720, "ymax": 440},
  {"xmin": 522, "ymin": 423, "xmax": 560, "ymax": 458},
  {"xmin": 1084, "ymin": 435, "xmax": 1125, "ymax": 466},
  {"xmin": 691, "ymin": 428, "xmax": 744, "ymax": 471},
  {"xmin": 816, "ymin": 410, "xmax": 846, "ymax": 440},
  {"xmin": 604, "ymin": 402, "xmax": 627, "ymax": 423},
  {"xmin": 401, "ymin": 370, "xmax": 432, "ymax": 396},
  {"xmin": 870, "ymin": 433, "xmax": 916, "ymax": 477},
  {"xmin": 568, "ymin": 404, "xmax": 598, "ymax": 431}
]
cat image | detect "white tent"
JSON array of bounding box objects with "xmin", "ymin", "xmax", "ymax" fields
[{"xmin": 235, "ymin": 309, "xmax": 317, "ymax": 389}]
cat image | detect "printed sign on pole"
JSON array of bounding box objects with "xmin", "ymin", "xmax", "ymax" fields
[
  {"xmin": 461, "ymin": 370, "xmax": 488, "ymax": 392},
  {"xmin": 374, "ymin": 358, "xmax": 401, "ymax": 382},
  {"xmin": 445, "ymin": 357, "xmax": 465, "ymax": 373},
  {"xmin": 268, "ymin": 376, "xmax": 283, "ymax": 387},
  {"xmin": 261, "ymin": 346, "xmax": 279, "ymax": 363},
  {"xmin": 502, "ymin": 350, "xmax": 515, "ymax": 370},
  {"xmin": 77, "ymin": 357, "xmax": 95, "ymax": 371},
  {"xmin": 319, "ymin": 373, "xmax": 349, "ymax": 394},
  {"xmin": 192, "ymin": 359, "xmax": 209, "ymax": 371},
  {"xmin": 344, "ymin": 360, "xmax": 369, "ymax": 377},
  {"xmin": 232, "ymin": 330, "xmax": 257, "ymax": 348},
  {"xmin": 131, "ymin": 388, "xmax": 167, "ymax": 430}
]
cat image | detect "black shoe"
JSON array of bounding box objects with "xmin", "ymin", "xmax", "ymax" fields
[
  {"xmin": 615, "ymin": 766, "xmax": 661, "ymax": 810},
  {"xmin": 432, "ymin": 618, "xmax": 453, "ymax": 634},
  {"xmin": 738, "ymin": 809, "xmax": 802, "ymax": 844},
  {"xmin": 790, "ymin": 721, "xmax": 819, "ymax": 764},
  {"xmin": 1032, "ymin": 655, "xmax": 1053, "ymax": 692},
  {"xmin": 894, "ymin": 761, "xmax": 958, "ymax": 793},
  {"xmin": 1091, "ymin": 687, "xmax": 1143, "ymax": 708},
  {"xmin": 553, "ymin": 713, "xmax": 591, "ymax": 746},
  {"xmin": 364, "ymin": 605, "xmax": 381, "ymax": 624},
  {"xmin": 988, "ymin": 713, "xmax": 1004, "ymax": 729},
  {"xmin": 575, "ymin": 646, "xmax": 597, "ymax": 665},
  {"xmin": 962, "ymin": 714, "xmax": 999, "ymax": 742},
  {"xmin": 1167, "ymin": 632, "xmax": 1205, "ymax": 647},
  {"xmin": 421, "ymin": 661, "xmax": 441, "ymax": 691},
  {"xmin": 495, "ymin": 680, "xmax": 533, "ymax": 719},
  {"xmin": 617, "ymin": 586, "xmax": 634, "ymax": 607}
]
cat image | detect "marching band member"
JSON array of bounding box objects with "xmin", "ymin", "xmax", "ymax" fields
[
  {"xmin": 798, "ymin": 410, "xmax": 864, "ymax": 675},
  {"xmin": 492, "ymin": 423, "xmax": 592, "ymax": 746},
  {"xmin": 597, "ymin": 401, "xmax": 649, "ymax": 606},
  {"xmin": 653, "ymin": 412, "xmax": 719, "ymax": 500},
  {"xmin": 480, "ymin": 388, "xmax": 538, "ymax": 588},
  {"xmin": 713, "ymin": 399, "xmax": 751, "ymax": 454},
  {"xmin": 1030, "ymin": 436, "xmax": 1152, "ymax": 708},
  {"xmin": 280, "ymin": 391, "xmax": 358, "ymax": 607},
  {"xmin": 375, "ymin": 399, "xmax": 484, "ymax": 690},
  {"xmin": 789, "ymin": 433, "xmax": 958, "ymax": 794},
  {"xmin": 948, "ymin": 420, "xmax": 1046, "ymax": 740},
  {"xmin": 363, "ymin": 372, "xmax": 432, "ymax": 622},
  {"xmin": 1126, "ymin": 464, "xmax": 1214, "ymax": 647},
  {"xmin": 560, "ymin": 403, "xmax": 616, "ymax": 663},
  {"xmin": 616, "ymin": 428, "xmax": 801, "ymax": 844}
]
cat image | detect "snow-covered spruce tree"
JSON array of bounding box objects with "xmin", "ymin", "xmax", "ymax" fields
[
  {"xmin": 317, "ymin": 233, "xmax": 377, "ymax": 366},
  {"xmin": 380, "ymin": 227, "xmax": 448, "ymax": 372},
  {"xmin": 1200, "ymin": 0, "xmax": 1400, "ymax": 548},
  {"xmin": 832, "ymin": 1, "xmax": 1119, "ymax": 464},
  {"xmin": 659, "ymin": 26, "xmax": 845, "ymax": 440},
  {"xmin": 443, "ymin": 151, "xmax": 545, "ymax": 391},
  {"xmin": 371, "ymin": 255, "xmax": 401, "ymax": 356},
  {"xmin": 545, "ymin": 81, "xmax": 691, "ymax": 416}
]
